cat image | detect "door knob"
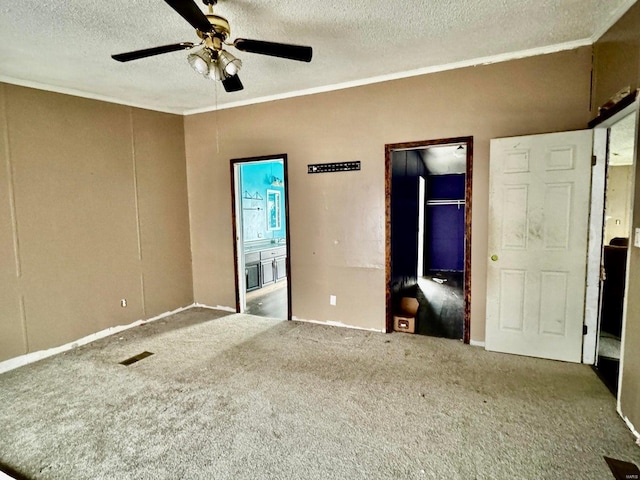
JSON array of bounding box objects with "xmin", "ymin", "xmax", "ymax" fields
[{"xmin": 491, "ymin": 254, "xmax": 498, "ymax": 262}]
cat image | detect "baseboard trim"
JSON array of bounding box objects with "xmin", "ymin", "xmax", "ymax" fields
[
  {"xmin": 194, "ymin": 303, "xmax": 236, "ymax": 313},
  {"xmin": 0, "ymin": 303, "xmax": 200, "ymax": 375},
  {"xmin": 621, "ymin": 414, "xmax": 640, "ymax": 446},
  {"xmin": 292, "ymin": 316, "xmax": 385, "ymax": 333},
  {"xmin": 470, "ymin": 340, "xmax": 486, "ymax": 348}
]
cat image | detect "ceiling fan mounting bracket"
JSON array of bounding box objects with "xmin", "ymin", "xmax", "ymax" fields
[{"xmin": 196, "ymin": 14, "xmax": 231, "ymax": 41}]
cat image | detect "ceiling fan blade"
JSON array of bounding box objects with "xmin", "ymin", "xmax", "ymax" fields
[
  {"xmin": 112, "ymin": 42, "xmax": 194, "ymax": 62},
  {"xmin": 164, "ymin": 0, "xmax": 213, "ymax": 33},
  {"xmin": 234, "ymin": 39, "xmax": 312, "ymax": 62},
  {"xmin": 222, "ymin": 74, "xmax": 244, "ymax": 92}
]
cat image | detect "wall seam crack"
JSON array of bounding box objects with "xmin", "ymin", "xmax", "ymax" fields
[
  {"xmin": 129, "ymin": 108, "xmax": 146, "ymax": 317},
  {"xmin": 1, "ymin": 85, "xmax": 28, "ymax": 353}
]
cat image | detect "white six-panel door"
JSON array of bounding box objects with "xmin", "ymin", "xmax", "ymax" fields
[{"xmin": 486, "ymin": 130, "xmax": 593, "ymax": 363}]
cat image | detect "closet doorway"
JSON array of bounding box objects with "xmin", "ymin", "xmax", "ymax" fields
[
  {"xmin": 385, "ymin": 137, "xmax": 473, "ymax": 343},
  {"xmin": 230, "ymin": 154, "xmax": 292, "ymax": 320}
]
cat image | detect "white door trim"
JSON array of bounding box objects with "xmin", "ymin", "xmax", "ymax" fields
[
  {"xmin": 232, "ymin": 163, "xmax": 247, "ymax": 313},
  {"xmin": 583, "ymin": 128, "xmax": 607, "ymax": 365}
]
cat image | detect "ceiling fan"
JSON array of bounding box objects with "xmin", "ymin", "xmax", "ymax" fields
[{"xmin": 112, "ymin": 0, "xmax": 313, "ymax": 93}]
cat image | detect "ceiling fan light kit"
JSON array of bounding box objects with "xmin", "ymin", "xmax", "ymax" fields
[
  {"xmin": 207, "ymin": 62, "xmax": 225, "ymax": 82},
  {"xmin": 111, "ymin": 0, "xmax": 313, "ymax": 93},
  {"xmin": 217, "ymin": 50, "xmax": 242, "ymax": 77},
  {"xmin": 187, "ymin": 47, "xmax": 213, "ymax": 76}
]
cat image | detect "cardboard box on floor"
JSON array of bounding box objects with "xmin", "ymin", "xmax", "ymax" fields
[{"xmin": 393, "ymin": 297, "xmax": 419, "ymax": 334}]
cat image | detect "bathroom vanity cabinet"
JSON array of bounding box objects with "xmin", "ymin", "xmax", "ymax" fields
[{"xmin": 245, "ymin": 244, "xmax": 286, "ymax": 291}]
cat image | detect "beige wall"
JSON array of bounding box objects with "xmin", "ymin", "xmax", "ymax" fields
[
  {"xmin": 594, "ymin": 1, "xmax": 640, "ymax": 436},
  {"xmin": 593, "ymin": 3, "xmax": 640, "ymax": 111},
  {"xmin": 0, "ymin": 84, "xmax": 193, "ymax": 362},
  {"xmin": 185, "ymin": 47, "xmax": 592, "ymax": 340},
  {"xmin": 604, "ymin": 165, "xmax": 634, "ymax": 245}
]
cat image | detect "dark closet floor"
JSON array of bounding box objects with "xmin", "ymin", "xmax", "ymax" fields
[
  {"xmin": 415, "ymin": 271, "xmax": 464, "ymax": 339},
  {"xmin": 593, "ymin": 357, "xmax": 620, "ymax": 396},
  {"xmin": 594, "ymin": 332, "xmax": 621, "ymax": 396}
]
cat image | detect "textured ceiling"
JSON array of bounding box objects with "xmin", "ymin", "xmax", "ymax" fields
[
  {"xmin": 609, "ymin": 112, "xmax": 637, "ymax": 166},
  {"xmin": 421, "ymin": 146, "xmax": 467, "ymax": 175},
  {"xmin": 0, "ymin": 0, "xmax": 635, "ymax": 114}
]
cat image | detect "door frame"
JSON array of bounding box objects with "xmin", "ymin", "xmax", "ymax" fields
[
  {"xmin": 385, "ymin": 136, "xmax": 473, "ymax": 343},
  {"xmin": 230, "ymin": 154, "xmax": 292, "ymax": 320},
  {"xmin": 585, "ymin": 92, "xmax": 639, "ymax": 367}
]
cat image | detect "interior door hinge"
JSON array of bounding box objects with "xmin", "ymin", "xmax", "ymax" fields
[
  {"xmin": 583, "ymin": 325, "xmax": 588, "ymax": 335},
  {"xmin": 591, "ymin": 155, "xmax": 597, "ymax": 166}
]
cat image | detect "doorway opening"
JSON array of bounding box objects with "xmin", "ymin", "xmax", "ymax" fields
[
  {"xmin": 230, "ymin": 154, "xmax": 291, "ymax": 320},
  {"xmin": 385, "ymin": 137, "xmax": 473, "ymax": 343},
  {"xmin": 594, "ymin": 111, "xmax": 637, "ymax": 395}
]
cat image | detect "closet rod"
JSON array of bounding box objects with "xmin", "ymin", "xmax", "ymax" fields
[{"xmin": 426, "ymin": 199, "xmax": 466, "ymax": 207}]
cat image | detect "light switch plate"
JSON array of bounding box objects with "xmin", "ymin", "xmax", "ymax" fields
[{"xmin": 635, "ymin": 228, "xmax": 640, "ymax": 248}]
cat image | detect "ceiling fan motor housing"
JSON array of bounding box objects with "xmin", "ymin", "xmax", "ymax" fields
[{"xmin": 197, "ymin": 14, "xmax": 230, "ymax": 41}]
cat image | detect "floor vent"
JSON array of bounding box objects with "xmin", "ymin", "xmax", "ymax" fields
[{"xmin": 120, "ymin": 351, "xmax": 154, "ymax": 366}]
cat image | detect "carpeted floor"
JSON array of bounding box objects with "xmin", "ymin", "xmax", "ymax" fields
[{"xmin": 0, "ymin": 307, "xmax": 638, "ymax": 479}]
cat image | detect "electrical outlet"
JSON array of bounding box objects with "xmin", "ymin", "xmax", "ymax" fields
[
  {"xmin": 120, "ymin": 299, "xmax": 127, "ymax": 308},
  {"xmin": 330, "ymin": 295, "xmax": 337, "ymax": 306},
  {"xmin": 635, "ymin": 228, "xmax": 640, "ymax": 248}
]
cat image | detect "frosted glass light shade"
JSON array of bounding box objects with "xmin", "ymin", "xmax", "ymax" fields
[
  {"xmin": 188, "ymin": 49, "xmax": 212, "ymax": 76},
  {"xmin": 207, "ymin": 62, "xmax": 225, "ymax": 81},
  {"xmin": 218, "ymin": 50, "xmax": 242, "ymax": 77}
]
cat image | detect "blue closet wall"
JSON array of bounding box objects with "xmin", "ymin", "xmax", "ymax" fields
[
  {"xmin": 390, "ymin": 150, "xmax": 426, "ymax": 293},
  {"xmin": 426, "ymin": 174, "xmax": 465, "ymax": 272}
]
